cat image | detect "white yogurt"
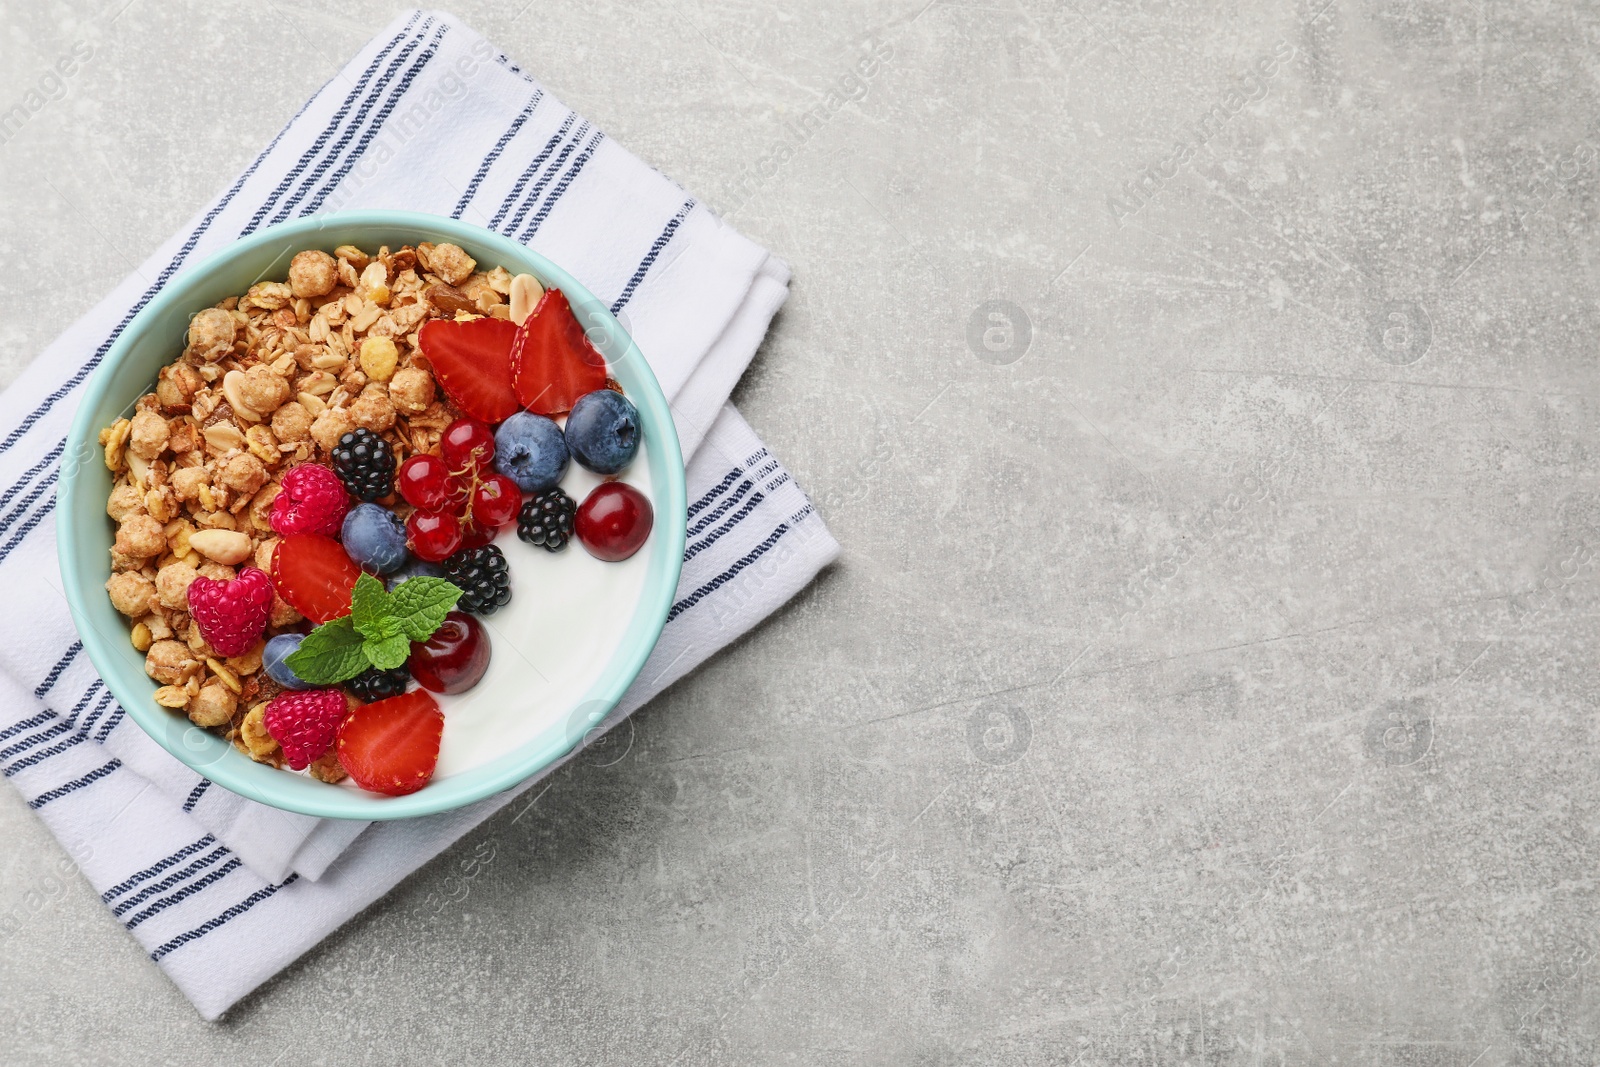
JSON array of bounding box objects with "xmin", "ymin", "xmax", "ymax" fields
[{"xmin": 336, "ymin": 438, "xmax": 654, "ymax": 786}]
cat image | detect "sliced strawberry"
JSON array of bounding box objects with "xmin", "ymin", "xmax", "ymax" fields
[
  {"xmin": 337, "ymin": 689, "xmax": 443, "ymax": 796},
  {"xmin": 511, "ymin": 288, "xmax": 609, "ymax": 417},
  {"xmin": 270, "ymin": 533, "xmax": 361, "ymax": 624},
  {"xmin": 417, "ymin": 317, "xmax": 521, "ymax": 424}
]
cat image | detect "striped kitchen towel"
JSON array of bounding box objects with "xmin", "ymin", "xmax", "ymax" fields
[{"xmin": 0, "ymin": 9, "xmax": 837, "ymax": 1019}]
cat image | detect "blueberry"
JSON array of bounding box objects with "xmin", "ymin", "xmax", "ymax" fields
[
  {"xmin": 565, "ymin": 390, "xmax": 640, "ymax": 474},
  {"xmin": 493, "ymin": 412, "xmax": 569, "ymax": 492},
  {"xmin": 341, "ymin": 503, "xmax": 408, "ymax": 574},
  {"xmin": 263, "ymin": 633, "xmax": 315, "ymax": 690},
  {"xmin": 384, "ymin": 556, "xmax": 445, "ymax": 591}
]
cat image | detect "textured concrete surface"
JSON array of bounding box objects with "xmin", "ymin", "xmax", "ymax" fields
[{"xmin": 5, "ymin": 0, "xmax": 1600, "ymax": 1062}]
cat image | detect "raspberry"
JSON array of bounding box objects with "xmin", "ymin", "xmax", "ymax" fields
[
  {"xmin": 270, "ymin": 463, "xmax": 349, "ymax": 536},
  {"xmin": 346, "ymin": 665, "xmax": 410, "ymax": 703},
  {"xmin": 517, "ymin": 487, "xmax": 575, "ymax": 552},
  {"xmin": 263, "ymin": 689, "xmax": 348, "ymax": 770},
  {"xmin": 186, "ymin": 566, "xmax": 274, "ymax": 656},
  {"xmin": 331, "ymin": 428, "xmax": 394, "ymax": 501},
  {"xmin": 441, "ymin": 544, "xmax": 512, "ymax": 615}
]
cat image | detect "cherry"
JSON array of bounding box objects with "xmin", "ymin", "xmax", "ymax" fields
[
  {"xmin": 407, "ymin": 509, "xmax": 462, "ymax": 561},
  {"xmin": 472, "ymin": 474, "xmax": 521, "ymax": 529},
  {"xmin": 409, "ymin": 611, "xmax": 490, "ymax": 694},
  {"xmin": 397, "ymin": 454, "xmax": 453, "ymax": 511},
  {"xmin": 575, "ymin": 482, "xmax": 653, "ymax": 562},
  {"xmin": 441, "ymin": 419, "xmax": 495, "ymax": 472}
]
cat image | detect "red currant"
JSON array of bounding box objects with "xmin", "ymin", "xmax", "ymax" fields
[
  {"xmin": 472, "ymin": 474, "xmax": 521, "ymax": 529},
  {"xmin": 408, "ymin": 611, "xmax": 490, "ymax": 694},
  {"xmin": 396, "ymin": 454, "xmax": 452, "ymax": 511},
  {"xmin": 575, "ymin": 482, "xmax": 653, "ymax": 562},
  {"xmin": 456, "ymin": 522, "xmax": 498, "ymax": 551},
  {"xmin": 407, "ymin": 509, "xmax": 462, "ymax": 561},
  {"xmin": 441, "ymin": 419, "xmax": 495, "ymax": 472}
]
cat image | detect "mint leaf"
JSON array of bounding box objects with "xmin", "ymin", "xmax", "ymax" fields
[
  {"xmin": 285, "ymin": 617, "xmax": 369, "ymax": 684},
  {"xmin": 364, "ymin": 632, "xmax": 412, "ymax": 671},
  {"xmin": 349, "ymin": 573, "xmax": 393, "ymax": 641},
  {"xmin": 389, "ymin": 577, "xmax": 463, "ymax": 641}
]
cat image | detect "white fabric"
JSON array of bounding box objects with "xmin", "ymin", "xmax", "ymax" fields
[{"xmin": 0, "ymin": 9, "xmax": 837, "ymax": 1019}]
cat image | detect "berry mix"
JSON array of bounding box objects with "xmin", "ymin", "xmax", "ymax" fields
[{"xmin": 99, "ymin": 242, "xmax": 654, "ymax": 795}]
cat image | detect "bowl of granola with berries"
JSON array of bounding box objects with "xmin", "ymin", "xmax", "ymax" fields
[{"xmin": 57, "ymin": 211, "xmax": 686, "ymax": 819}]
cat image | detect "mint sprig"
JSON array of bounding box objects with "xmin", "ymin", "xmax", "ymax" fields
[{"xmin": 285, "ymin": 573, "xmax": 463, "ymax": 685}]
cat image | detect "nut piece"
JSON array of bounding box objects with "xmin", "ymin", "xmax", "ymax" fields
[
  {"xmin": 388, "ymin": 366, "xmax": 435, "ymax": 414},
  {"xmin": 358, "ymin": 336, "xmax": 399, "ymax": 382},
  {"xmin": 155, "ymin": 561, "xmax": 200, "ymax": 610},
  {"xmin": 309, "ymin": 749, "xmax": 348, "ymax": 784},
  {"xmin": 144, "ymin": 639, "xmax": 195, "ymax": 685},
  {"xmin": 189, "ymin": 682, "xmax": 236, "ymax": 727},
  {"xmin": 509, "ymin": 273, "xmax": 544, "ymax": 325},
  {"xmin": 114, "ymin": 514, "xmax": 166, "ymax": 558},
  {"xmin": 420, "ymin": 242, "xmax": 475, "ymax": 285},
  {"xmin": 128, "ymin": 409, "xmax": 170, "ymax": 461},
  {"xmin": 289, "ymin": 249, "xmax": 339, "ymax": 299},
  {"xmin": 186, "ymin": 308, "xmax": 238, "ymax": 362},
  {"xmin": 153, "ymin": 685, "xmax": 190, "ymax": 709},
  {"xmin": 105, "ymin": 571, "xmax": 158, "ymax": 617},
  {"xmin": 239, "ymin": 702, "xmax": 280, "ymax": 762},
  {"xmin": 188, "ymin": 529, "xmax": 252, "ymax": 565}
]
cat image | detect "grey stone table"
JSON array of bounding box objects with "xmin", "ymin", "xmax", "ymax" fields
[{"xmin": 4, "ymin": 0, "xmax": 1597, "ymax": 1062}]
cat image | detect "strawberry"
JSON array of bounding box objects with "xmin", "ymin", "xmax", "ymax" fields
[
  {"xmin": 270, "ymin": 533, "xmax": 362, "ymax": 624},
  {"xmin": 186, "ymin": 566, "xmax": 273, "ymax": 656},
  {"xmin": 336, "ymin": 688, "xmax": 444, "ymax": 796},
  {"xmin": 263, "ymin": 689, "xmax": 347, "ymax": 770},
  {"xmin": 270, "ymin": 462, "xmax": 349, "ymax": 537},
  {"xmin": 511, "ymin": 288, "xmax": 609, "ymax": 417},
  {"xmin": 417, "ymin": 317, "xmax": 521, "ymax": 424}
]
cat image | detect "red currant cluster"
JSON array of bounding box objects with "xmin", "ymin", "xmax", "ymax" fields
[{"xmin": 397, "ymin": 419, "xmax": 522, "ymax": 561}]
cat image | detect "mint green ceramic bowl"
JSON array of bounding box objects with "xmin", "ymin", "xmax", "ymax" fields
[{"xmin": 57, "ymin": 211, "xmax": 685, "ymax": 820}]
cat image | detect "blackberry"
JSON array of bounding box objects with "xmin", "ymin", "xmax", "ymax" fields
[
  {"xmin": 346, "ymin": 665, "xmax": 410, "ymax": 702},
  {"xmin": 442, "ymin": 544, "xmax": 512, "ymax": 615},
  {"xmin": 330, "ymin": 428, "xmax": 393, "ymax": 501},
  {"xmin": 517, "ymin": 488, "xmax": 576, "ymax": 552}
]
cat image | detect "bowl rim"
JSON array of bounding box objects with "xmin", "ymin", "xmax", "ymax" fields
[{"xmin": 57, "ymin": 210, "xmax": 686, "ymax": 820}]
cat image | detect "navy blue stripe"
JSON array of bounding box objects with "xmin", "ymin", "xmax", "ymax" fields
[
  {"xmin": 519, "ymin": 128, "xmax": 605, "ymax": 240},
  {"xmin": 503, "ymin": 119, "xmax": 590, "ymax": 237},
  {"xmin": 687, "ymin": 478, "xmax": 754, "ymax": 538},
  {"xmin": 34, "ymin": 640, "xmax": 82, "ymax": 698},
  {"xmin": 28, "ymin": 758, "xmax": 120, "ymax": 808},
  {"xmin": 182, "ymin": 778, "xmax": 211, "ymax": 814},
  {"xmin": 0, "ymin": 487, "xmax": 54, "ymax": 565},
  {"xmin": 683, "ymin": 491, "xmax": 764, "ymax": 563},
  {"xmin": 687, "ymin": 469, "xmax": 744, "ymax": 518},
  {"xmin": 1, "ymin": 681, "xmax": 102, "ymax": 762},
  {"xmin": 667, "ymin": 523, "xmax": 791, "ymax": 622},
  {"xmin": 113, "ymin": 845, "xmax": 231, "ymax": 916},
  {"xmin": 124, "ymin": 857, "xmax": 243, "ymax": 929},
  {"xmin": 0, "ymin": 710, "xmax": 55, "ymax": 743},
  {"xmin": 0, "ymin": 37, "xmax": 374, "ymax": 459},
  {"xmin": 487, "ymin": 111, "xmax": 576, "ymax": 230},
  {"xmin": 240, "ymin": 12, "xmax": 425, "ymax": 236},
  {"xmin": 82, "ymin": 690, "xmax": 117, "ymax": 739},
  {"xmin": 452, "ymin": 89, "xmax": 543, "ymax": 218},
  {"xmin": 0, "ymin": 465, "xmax": 57, "ymax": 541},
  {"xmin": 612, "ymin": 198, "xmax": 695, "ymax": 314},
  {"xmin": 4, "ymin": 693, "xmax": 115, "ymax": 774},
  {"xmin": 149, "ymin": 874, "xmax": 298, "ymax": 962},
  {"xmin": 102, "ymin": 835, "xmax": 217, "ymax": 903},
  {"xmin": 94, "ymin": 702, "xmax": 125, "ymax": 743},
  {"xmin": 0, "ymin": 439, "xmax": 64, "ymax": 525},
  {"xmin": 288, "ymin": 23, "xmax": 450, "ymax": 221}
]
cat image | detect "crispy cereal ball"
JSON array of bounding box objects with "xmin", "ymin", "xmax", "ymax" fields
[
  {"xmin": 186, "ymin": 307, "xmax": 237, "ymax": 362},
  {"xmin": 388, "ymin": 366, "xmax": 435, "ymax": 415},
  {"xmin": 219, "ymin": 452, "xmax": 268, "ymax": 496},
  {"xmin": 358, "ymin": 336, "xmax": 398, "ymax": 382},
  {"xmin": 128, "ymin": 409, "xmax": 170, "ymax": 460},
  {"xmin": 270, "ymin": 401, "xmax": 312, "ymax": 443},
  {"xmin": 424, "ymin": 242, "xmax": 475, "ymax": 285},
  {"xmin": 114, "ymin": 514, "xmax": 165, "ymax": 558},
  {"xmin": 156, "ymin": 363, "xmax": 204, "ymax": 413},
  {"xmin": 239, "ymin": 365, "xmax": 291, "ymax": 415},
  {"xmin": 349, "ymin": 382, "xmax": 396, "ymax": 433},
  {"xmin": 144, "ymin": 640, "xmax": 193, "ymax": 685},
  {"xmin": 107, "ymin": 482, "xmax": 145, "ymax": 522},
  {"xmin": 289, "ymin": 249, "xmax": 338, "ymax": 299},
  {"xmin": 105, "ymin": 571, "xmax": 158, "ymax": 617},
  {"xmin": 309, "ymin": 407, "xmax": 353, "ymax": 453},
  {"xmin": 189, "ymin": 682, "xmax": 236, "ymax": 728},
  {"xmin": 155, "ymin": 561, "xmax": 199, "ymax": 611},
  {"xmin": 170, "ymin": 466, "xmax": 210, "ymax": 502},
  {"xmin": 196, "ymin": 561, "xmax": 236, "ymax": 582}
]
